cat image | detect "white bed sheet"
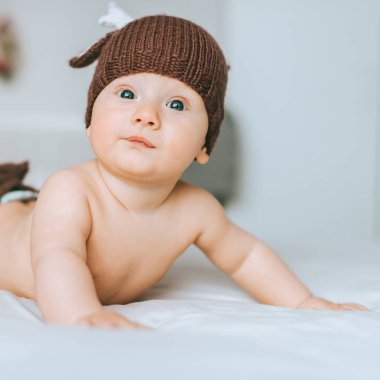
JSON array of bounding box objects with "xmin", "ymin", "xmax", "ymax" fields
[{"xmin": 0, "ymin": 242, "xmax": 379, "ymax": 379}]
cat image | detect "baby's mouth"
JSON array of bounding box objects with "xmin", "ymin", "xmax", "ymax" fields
[{"xmin": 125, "ymin": 136, "xmax": 156, "ymax": 148}]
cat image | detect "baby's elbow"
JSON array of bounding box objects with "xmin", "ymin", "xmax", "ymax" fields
[{"xmin": 204, "ymin": 247, "xmax": 249, "ymax": 276}]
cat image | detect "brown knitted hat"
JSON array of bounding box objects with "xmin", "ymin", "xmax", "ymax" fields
[{"xmin": 69, "ymin": 15, "xmax": 228, "ymax": 154}]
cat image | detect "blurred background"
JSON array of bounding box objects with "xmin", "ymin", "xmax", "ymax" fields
[{"xmin": 0, "ymin": 0, "xmax": 379, "ymax": 251}]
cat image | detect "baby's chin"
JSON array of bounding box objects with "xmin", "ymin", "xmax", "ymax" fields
[{"xmin": 97, "ymin": 144, "xmax": 198, "ymax": 184}]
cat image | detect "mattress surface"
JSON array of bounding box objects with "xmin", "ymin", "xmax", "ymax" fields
[{"xmin": 0, "ymin": 242, "xmax": 379, "ymax": 379}]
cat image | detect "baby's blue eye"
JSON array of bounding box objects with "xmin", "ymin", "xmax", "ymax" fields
[
  {"xmin": 167, "ymin": 99, "xmax": 185, "ymax": 111},
  {"xmin": 119, "ymin": 89, "xmax": 135, "ymax": 99}
]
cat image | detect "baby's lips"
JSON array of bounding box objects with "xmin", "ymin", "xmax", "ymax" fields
[{"xmin": 126, "ymin": 135, "xmax": 156, "ymax": 148}]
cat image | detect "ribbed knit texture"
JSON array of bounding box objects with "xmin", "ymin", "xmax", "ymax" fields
[{"xmin": 69, "ymin": 15, "xmax": 228, "ymax": 154}]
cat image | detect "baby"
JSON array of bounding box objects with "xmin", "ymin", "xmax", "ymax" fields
[{"xmin": 0, "ymin": 14, "xmax": 366, "ymax": 329}]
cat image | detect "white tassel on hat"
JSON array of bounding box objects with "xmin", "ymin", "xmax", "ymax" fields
[{"xmin": 98, "ymin": 2, "xmax": 134, "ymax": 29}]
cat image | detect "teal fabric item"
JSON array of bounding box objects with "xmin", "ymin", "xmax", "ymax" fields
[{"xmin": 0, "ymin": 190, "xmax": 39, "ymax": 204}]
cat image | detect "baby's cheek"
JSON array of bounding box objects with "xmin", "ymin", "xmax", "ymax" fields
[{"xmin": 173, "ymin": 143, "xmax": 201, "ymax": 169}]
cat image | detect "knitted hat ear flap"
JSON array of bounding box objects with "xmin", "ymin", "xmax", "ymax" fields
[{"xmin": 69, "ymin": 31, "xmax": 116, "ymax": 68}]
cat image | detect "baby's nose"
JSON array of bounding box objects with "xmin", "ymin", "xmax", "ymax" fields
[{"xmin": 132, "ymin": 106, "xmax": 160, "ymax": 130}]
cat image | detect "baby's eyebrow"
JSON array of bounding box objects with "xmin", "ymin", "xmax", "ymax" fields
[{"xmin": 114, "ymin": 82, "xmax": 133, "ymax": 88}]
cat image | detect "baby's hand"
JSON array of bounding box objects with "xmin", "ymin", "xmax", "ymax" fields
[
  {"xmin": 74, "ymin": 310, "xmax": 151, "ymax": 329},
  {"xmin": 297, "ymin": 296, "xmax": 368, "ymax": 311}
]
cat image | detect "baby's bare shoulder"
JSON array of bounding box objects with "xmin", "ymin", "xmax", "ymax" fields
[
  {"xmin": 32, "ymin": 162, "xmax": 96, "ymax": 240},
  {"xmin": 40, "ymin": 161, "xmax": 95, "ymax": 197},
  {"xmin": 173, "ymin": 181, "xmax": 225, "ymax": 216}
]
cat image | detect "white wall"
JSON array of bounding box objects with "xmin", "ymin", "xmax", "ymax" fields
[
  {"xmin": 376, "ymin": 33, "xmax": 380, "ymax": 239},
  {"xmin": 1, "ymin": 0, "xmax": 379, "ymax": 247},
  {"xmin": 224, "ymin": 0, "xmax": 380, "ymax": 246},
  {"xmin": 376, "ymin": 120, "xmax": 380, "ymax": 239}
]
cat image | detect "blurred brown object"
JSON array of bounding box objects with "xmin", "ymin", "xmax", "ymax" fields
[
  {"xmin": 0, "ymin": 162, "xmax": 38, "ymax": 198},
  {"xmin": 0, "ymin": 17, "xmax": 19, "ymax": 81}
]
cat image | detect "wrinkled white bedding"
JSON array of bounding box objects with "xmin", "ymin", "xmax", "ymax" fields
[{"xmin": 0, "ymin": 242, "xmax": 379, "ymax": 379}]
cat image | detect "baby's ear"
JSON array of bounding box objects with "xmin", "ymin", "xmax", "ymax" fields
[
  {"xmin": 69, "ymin": 31, "xmax": 116, "ymax": 68},
  {"xmin": 195, "ymin": 147, "xmax": 209, "ymax": 165}
]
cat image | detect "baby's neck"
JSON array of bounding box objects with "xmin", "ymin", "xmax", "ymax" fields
[{"xmin": 96, "ymin": 161, "xmax": 178, "ymax": 213}]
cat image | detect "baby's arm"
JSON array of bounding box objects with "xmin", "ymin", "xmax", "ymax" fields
[
  {"xmin": 194, "ymin": 190, "xmax": 366, "ymax": 311},
  {"xmin": 31, "ymin": 171, "xmax": 146, "ymax": 328}
]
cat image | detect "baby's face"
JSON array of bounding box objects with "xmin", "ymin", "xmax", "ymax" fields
[{"xmin": 88, "ymin": 73, "xmax": 209, "ymax": 181}]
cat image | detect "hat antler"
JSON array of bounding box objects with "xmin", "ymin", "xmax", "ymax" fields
[
  {"xmin": 69, "ymin": 31, "xmax": 115, "ymax": 68},
  {"xmin": 99, "ymin": 2, "xmax": 134, "ymax": 29},
  {"xmin": 69, "ymin": 2, "xmax": 133, "ymax": 68}
]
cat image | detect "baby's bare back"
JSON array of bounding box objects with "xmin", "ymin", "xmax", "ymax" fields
[
  {"xmin": 0, "ymin": 161, "xmax": 201, "ymax": 305},
  {"xmin": 0, "ymin": 201, "xmax": 35, "ymax": 298}
]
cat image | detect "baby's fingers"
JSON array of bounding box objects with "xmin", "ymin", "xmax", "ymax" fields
[
  {"xmin": 335, "ymin": 303, "xmax": 368, "ymax": 311},
  {"xmin": 109, "ymin": 314, "xmax": 151, "ymax": 330},
  {"xmin": 75, "ymin": 311, "xmax": 151, "ymax": 330},
  {"xmin": 75, "ymin": 314, "xmax": 108, "ymax": 327}
]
